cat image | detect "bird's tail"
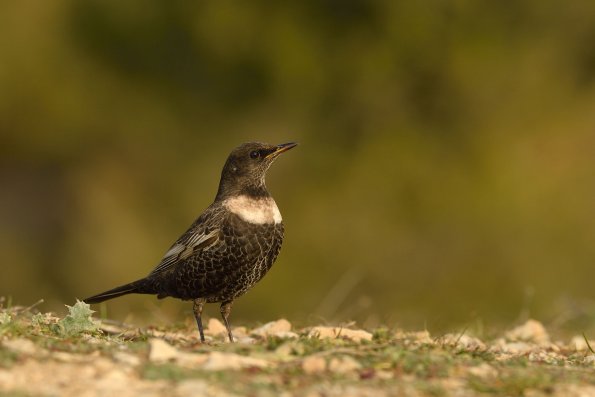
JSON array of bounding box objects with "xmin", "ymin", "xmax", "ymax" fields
[{"xmin": 83, "ymin": 280, "xmax": 147, "ymax": 304}]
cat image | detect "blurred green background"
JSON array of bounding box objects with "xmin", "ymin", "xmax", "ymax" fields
[{"xmin": 1, "ymin": 1, "xmax": 594, "ymax": 331}]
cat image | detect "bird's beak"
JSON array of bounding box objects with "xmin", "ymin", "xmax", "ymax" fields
[{"xmin": 266, "ymin": 142, "xmax": 298, "ymax": 159}]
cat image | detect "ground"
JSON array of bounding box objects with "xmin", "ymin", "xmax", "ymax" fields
[{"xmin": 1, "ymin": 301, "xmax": 595, "ymax": 397}]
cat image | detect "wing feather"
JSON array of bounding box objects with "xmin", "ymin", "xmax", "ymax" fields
[{"xmin": 149, "ymin": 228, "xmax": 220, "ymax": 276}]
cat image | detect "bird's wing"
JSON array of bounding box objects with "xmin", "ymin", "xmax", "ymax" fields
[{"xmin": 148, "ymin": 214, "xmax": 222, "ymax": 276}]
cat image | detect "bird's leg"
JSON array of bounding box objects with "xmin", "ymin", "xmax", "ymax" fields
[
  {"xmin": 220, "ymin": 300, "xmax": 234, "ymax": 343},
  {"xmin": 192, "ymin": 298, "xmax": 206, "ymax": 342}
]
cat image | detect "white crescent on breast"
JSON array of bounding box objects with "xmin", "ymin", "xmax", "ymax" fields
[{"xmin": 223, "ymin": 195, "xmax": 282, "ymax": 224}]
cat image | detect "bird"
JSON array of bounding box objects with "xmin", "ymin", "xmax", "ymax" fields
[{"xmin": 84, "ymin": 141, "xmax": 297, "ymax": 342}]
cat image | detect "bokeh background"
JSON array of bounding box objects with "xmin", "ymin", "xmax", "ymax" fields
[{"xmin": 1, "ymin": 1, "xmax": 594, "ymax": 332}]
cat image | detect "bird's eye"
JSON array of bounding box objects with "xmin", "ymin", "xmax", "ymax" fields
[{"xmin": 249, "ymin": 150, "xmax": 260, "ymax": 159}]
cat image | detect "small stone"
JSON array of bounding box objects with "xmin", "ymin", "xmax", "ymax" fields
[
  {"xmin": 99, "ymin": 323, "xmax": 126, "ymax": 334},
  {"xmin": 176, "ymin": 379, "xmax": 237, "ymax": 397},
  {"xmin": 235, "ymin": 336, "xmax": 257, "ymax": 344},
  {"xmin": 148, "ymin": 338, "xmax": 178, "ymax": 362},
  {"xmin": 410, "ymin": 330, "xmax": 433, "ymax": 344},
  {"xmin": 441, "ymin": 334, "xmax": 486, "ymax": 349},
  {"xmin": 2, "ymin": 339, "xmax": 38, "ymax": 355},
  {"xmin": 554, "ymin": 384, "xmax": 595, "ymax": 397},
  {"xmin": 328, "ymin": 356, "xmax": 362, "ymax": 374},
  {"xmin": 528, "ymin": 351, "xmax": 561, "ymax": 364},
  {"xmin": 164, "ymin": 331, "xmax": 191, "ymax": 344},
  {"xmin": 549, "ymin": 342, "xmax": 561, "ymax": 352},
  {"xmin": 90, "ymin": 357, "xmax": 115, "ymax": 373},
  {"xmin": 176, "ymin": 379, "xmax": 209, "ymax": 393},
  {"xmin": 52, "ymin": 352, "xmax": 81, "ymax": 363},
  {"xmin": 207, "ymin": 318, "xmax": 228, "ymax": 337},
  {"xmin": 570, "ymin": 335, "xmax": 595, "ymax": 351},
  {"xmin": 394, "ymin": 330, "xmax": 433, "ymax": 345},
  {"xmin": 498, "ymin": 341, "xmax": 535, "ymax": 354},
  {"xmin": 276, "ymin": 331, "xmax": 299, "ymax": 339},
  {"xmin": 302, "ymin": 356, "xmax": 326, "ymax": 374},
  {"xmin": 113, "ymin": 352, "xmax": 141, "ymax": 367},
  {"xmin": 251, "ymin": 319, "xmax": 292, "ymax": 338},
  {"xmin": 202, "ymin": 352, "xmax": 269, "ymax": 371},
  {"xmin": 176, "ymin": 352, "xmax": 209, "ymax": 368},
  {"xmin": 505, "ymin": 319, "xmax": 549, "ymax": 345},
  {"xmin": 101, "ymin": 369, "xmax": 129, "ymax": 386},
  {"xmin": 308, "ymin": 326, "xmax": 373, "ymax": 342},
  {"xmin": 232, "ymin": 326, "xmax": 248, "ymax": 338},
  {"xmin": 468, "ymin": 363, "xmax": 497, "ymax": 378},
  {"xmin": 439, "ymin": 378, "xmax": 466, "ymax": 391},
  {"xmin": 95, "ymin": 368, "xmax": 130, "ymax": 389},
  {"xmin": 275, "ymin": 343, "xmax": 294, "ymax": 359}
]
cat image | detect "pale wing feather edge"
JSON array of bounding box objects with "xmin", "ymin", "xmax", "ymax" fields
[{"xmin": 149, "ymin": 229, "xmax": 220, "ymax": 276}]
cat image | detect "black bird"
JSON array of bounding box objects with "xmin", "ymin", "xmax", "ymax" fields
[{"xmin": 84, "ymin": 142, "xmax": 297, "ymax": 342}]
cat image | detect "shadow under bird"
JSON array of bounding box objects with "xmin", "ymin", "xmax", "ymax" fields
[{"xmin": 84, "ymin": 142, "xmax": 297, "ymax": 342}]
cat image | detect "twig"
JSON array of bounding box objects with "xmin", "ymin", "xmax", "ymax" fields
[
  {"xmin": 454, "ymin": 325, "xmax": 469, "ymax": 346},
  {"xmin": 15, "ymin": 299, "xmax": 45, "ymax": 314},
  {"xmin": 582, "ymin": 332, "xmax": 595, "ymax": 354}
]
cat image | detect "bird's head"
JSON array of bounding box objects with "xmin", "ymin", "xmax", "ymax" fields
[{"xmin": 216, "ymin": 142, "xmax": 297, "ymax": 200}]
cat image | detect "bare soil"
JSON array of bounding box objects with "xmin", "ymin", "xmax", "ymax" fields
[{"xmin": 1, "ymin": 302, "xmax": 595, "ymax": 396}]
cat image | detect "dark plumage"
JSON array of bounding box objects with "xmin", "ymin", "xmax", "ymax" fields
[{"xmin": 84, "ymin": 142, "xmax": 297, "ymax": 342}]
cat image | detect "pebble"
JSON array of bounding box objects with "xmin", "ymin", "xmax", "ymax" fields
[
  {"xmin": 302, "ymin": 356, "xmax": 326, "ymax": 374},
  {"xmin": 505, "ymin": 319, "xmax": 550, "ymax": 345},
  {"xmin": 176, "ymin": 379, "xmax": 238, "ymax": 397},
  {"xmin": 441, "ymin": 334, "xmax": 486, "ymax": 349},
  {"xmin": 308, "ymin": 326, "xmax": 373, "ymax": 342},
  {"xmin": 467, "ymin": 363, "xmax": 497, "ymax": 378},
  {"xmin": 553, "ymin": 384, "xmax": 595, "ymax": 397},
  {"xmin": 148, "ymin": 338, "xmax": 178, "ymax": 362},
  {"xmin": 207, "ymin": 318, "xmax": 228, "ymax": 337},
  {"xmin": 570, "ymin": 335, "xmax": 595, "ymax": 351},
  {"xmin": 494, "ymin": 340, "xmax": 535, "ymax": 354},
  {"xmin": 2, "ymin": 338, "xmax": 38, "ymax": 356},
  {"xmin": 251, "ymin": 319, "xmax": 293, "ymax": 338},
  {"xmin": 113, "ymin": 352, "xmax": 141, "ymax": 367},
  {"xmin": 395, "ymin": 330, "xmax": 433, "ymax": 344},
  {"xmin": 202, "ymin": 351, "xmax": 269, "ymax": 371},
  {"xmin": 328, "ymin": 356, "xmax": 362, "ymax": 374}
]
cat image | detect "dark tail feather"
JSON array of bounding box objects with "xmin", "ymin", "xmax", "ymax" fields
[{"xmin": 84, "ymin": 280, "xmax": 144, "ymax": 304}]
